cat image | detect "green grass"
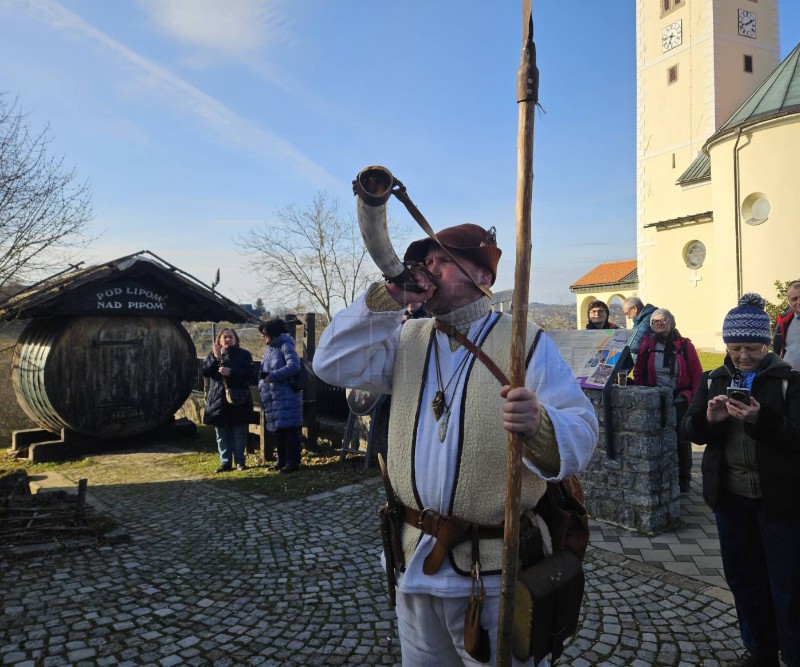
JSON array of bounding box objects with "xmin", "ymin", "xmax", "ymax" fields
[
  {"xmin": 171, "ymin": 426, "xmax": 378, "ymax": 500},
  {"xmin": 697, "ymin": 350, "xmax": 725, "ymax": 371},
  {"xmin": 3, "ymin": 425, "xmax": 378, "ymax": 502},
  {"xmin": 3, "ymin": 457, "xmax": 97, "ymax": 473}
]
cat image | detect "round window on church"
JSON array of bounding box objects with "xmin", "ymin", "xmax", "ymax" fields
[
  {"xmin": 683, "ymin": 240, "xmax": 706, "ymax": 269},
  {"xmin": 742, "ymin": 192, "xmax": 771, "ymax": 226}
]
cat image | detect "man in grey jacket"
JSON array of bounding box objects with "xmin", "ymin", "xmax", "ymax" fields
[{"xmin": 623, "ymin": 297, "xmax": 658, "ymax": 356}]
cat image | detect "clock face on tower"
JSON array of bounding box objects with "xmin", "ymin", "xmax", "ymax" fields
[
  {"xmin": 662, "ymin": 20, "xmax": 682, "ymax": 53},
  {"xmin": 738, "ymin": 9, "xmax": 756, "ymax": 38}
]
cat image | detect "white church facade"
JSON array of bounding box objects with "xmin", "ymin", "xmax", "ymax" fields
[{"xmin": 574, "ymin": 0, "xmax": 800, "ymax": 351}]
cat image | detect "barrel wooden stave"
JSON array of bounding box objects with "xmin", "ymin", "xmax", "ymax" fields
[{"xmin": 12, "ymin": 316, "xmax": 196, "ymax": 438}]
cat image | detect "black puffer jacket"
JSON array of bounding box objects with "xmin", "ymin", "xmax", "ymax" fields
[
  {"xmin": 202, "ymin": 346, "xmax": 255, "ymax": 426},
  {"xmin": 683, "ymin": 353, "xmax": 800, "ymax": 518}
]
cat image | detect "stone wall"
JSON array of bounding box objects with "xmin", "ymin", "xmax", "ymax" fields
[
  {"xmin": 581, "ymin": 385, "xmax": 680, "ymax": 535},
  {"xmin": 178, "ymin": 381, "xmax": 682, "ymax": 535}
]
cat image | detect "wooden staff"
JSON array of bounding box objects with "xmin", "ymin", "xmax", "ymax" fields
[{"xmin": 497, "ymin": 1, "xmax": 538, "ymax": 665}]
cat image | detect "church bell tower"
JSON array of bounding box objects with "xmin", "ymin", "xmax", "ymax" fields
[{"xmin": 635, "ymin": 0, "xmax": 779, "ymax": 301}]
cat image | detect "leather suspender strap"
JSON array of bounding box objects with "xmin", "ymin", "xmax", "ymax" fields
[{"xmin": 433, "ymin": 320, "xmax": 510, "ymax": 386}]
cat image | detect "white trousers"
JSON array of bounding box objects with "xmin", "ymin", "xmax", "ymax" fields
[{"xmin": 396, "ymin": 591, "xmax": 550, "ymax": 667}]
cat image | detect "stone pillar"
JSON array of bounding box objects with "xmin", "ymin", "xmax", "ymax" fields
[{"xmin": 581, "ymin": 385, "xmax": 680, "ymax": 535}]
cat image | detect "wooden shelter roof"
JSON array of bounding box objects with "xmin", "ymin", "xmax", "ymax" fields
[{"xmin": 0, "ymin": 251, "xmax": 258, "ymax": 323}]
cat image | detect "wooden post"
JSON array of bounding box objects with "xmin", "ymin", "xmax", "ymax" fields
[
  {"xmin": 497, "ymin": 2, "xmax": 538, "ymax": 665},
  {"xmin": 300, "ymin": 313, "xmax": 318, "ymax": 449}
]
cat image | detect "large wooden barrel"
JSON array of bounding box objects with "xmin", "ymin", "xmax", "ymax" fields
[{"xmin": 11, "ymin": 316, "xmax": 196, "ymax": 438}]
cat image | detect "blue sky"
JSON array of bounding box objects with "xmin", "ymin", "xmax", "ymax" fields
[{"xmin": 1, "ymin": 1, "xmax": 799, "ymax": 307}]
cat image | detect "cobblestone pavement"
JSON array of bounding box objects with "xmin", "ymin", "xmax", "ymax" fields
[
  {"xmin": 0, "ymin": 449, "xmax": 747, "ymax": 666},
  {"xmin": 589, "ymin": 448, "xmax": 727, "ymax": 590}
]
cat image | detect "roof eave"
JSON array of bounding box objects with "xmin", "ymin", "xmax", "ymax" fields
[
  {"xmin": 703, "ymin": 106, "xmax": 800, "ymax": 154},
  {"xmin": 570, "ymin": 279, "xmax": 639, "ymax": 294}
]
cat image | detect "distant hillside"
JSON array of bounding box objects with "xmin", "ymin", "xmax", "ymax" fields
[{"xmin": 529, "ymin": 302, "xmax": 576, "ymax": 330}]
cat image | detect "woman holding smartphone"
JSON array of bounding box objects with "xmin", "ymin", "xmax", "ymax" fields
[{"xmin": 683, "ymin": 294, "xmax": 800, "ymax": 667}]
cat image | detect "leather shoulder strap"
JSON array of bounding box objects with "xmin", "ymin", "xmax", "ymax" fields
[
  {"xmin": 433, "ymin": 320, "xmax": 543, "ymax": 386},
  {"xmin": 525, "ymin": 328, "xmax": 543, "ymax": 369}
]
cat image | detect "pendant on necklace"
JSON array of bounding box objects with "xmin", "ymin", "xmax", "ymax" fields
[
  {"xmin": 431, "ymin": 390, "xmax": 444, "ymax": 421},
  {"xmin": 438, "ymin": 406, "xmax": 450, "ymax": 442}
]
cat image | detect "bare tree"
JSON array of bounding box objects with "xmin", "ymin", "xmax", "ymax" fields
[
  {"xmin": 0, "ymin": 95, "xmax": 92, "ymax": 288},
  {"xmin": 238, "ymin": 192, "xmax": 383, "ymax": 320},
  {"xmin": 531, "ymin": 304, "xmax": 577, "ymax": 331}
]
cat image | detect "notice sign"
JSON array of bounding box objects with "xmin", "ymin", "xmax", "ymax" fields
[
  {"xmin": 95, "ymin": 284, "xmax": 169, "ymax": 311},
  {"xmin": 57, "ymin": 280, "xmax": 183, "ymax": 316},
  {"xmin": 547, "ymin": 328, "xmax": 632, "ymax": 389}
]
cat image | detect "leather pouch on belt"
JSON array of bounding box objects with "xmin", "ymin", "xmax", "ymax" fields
[
  {"xmin": 420, "ymin": 513, "xmax": 473, "ymax": 575},
  {"xmin": 464, "ymin": 525, "xmax": 491, "ymax": 663},
  {"xmin": 512, "ymin": 551, "xmax": 584, "ymax": 664},
  {"xmin": 464, "ymin": 586, "xmax": 490, "ymax": 663},
  {"xmin": 378, "ymin": 505, "xmax": 397, "ymax": 605}
]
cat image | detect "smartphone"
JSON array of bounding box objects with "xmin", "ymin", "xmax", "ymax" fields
[{"xmin": 726, "ymin": 387, "xmax": 751, "ymax": 403}]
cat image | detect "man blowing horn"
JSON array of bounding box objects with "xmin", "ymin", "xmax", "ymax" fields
[{"xmin": 313, "ymin": 223, "xmax": 598, "ymax": 666}]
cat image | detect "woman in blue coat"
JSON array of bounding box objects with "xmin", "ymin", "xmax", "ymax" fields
[{"xmin": 258, "ymin": 319, "xmax": 303, "ymax": 474}]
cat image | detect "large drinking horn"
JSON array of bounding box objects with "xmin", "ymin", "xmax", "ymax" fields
[{"xmin": 352, "ymin": 166, "xmax": 424, "ymax": 292}]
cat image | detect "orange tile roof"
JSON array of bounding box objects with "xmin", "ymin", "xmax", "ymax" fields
[{"xmin": 571, "ymin": 260, "xmax": 637, "ymax": 288}]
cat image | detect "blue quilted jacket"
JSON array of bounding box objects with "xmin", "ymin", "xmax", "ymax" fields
[{"xmin": 258, "ymin": 333, "xmax": 303, "ymax": 431}]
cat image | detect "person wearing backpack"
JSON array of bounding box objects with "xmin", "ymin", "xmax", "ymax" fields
[
  {"xmin": 683, "ymin": 294, "xmax": 800, "ymax": 667},
  {"xmin": 258, "ymin": 319, "xmax": 303, "ymax": 474},
  {"xmin": 633, "ymin": 308, "xmax": 703, "ymax": 493}
]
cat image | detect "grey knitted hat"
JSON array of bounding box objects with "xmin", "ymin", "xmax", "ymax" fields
[{"xmin": 722, "ymin": 293, "xmax": 772, "ymax": 345}]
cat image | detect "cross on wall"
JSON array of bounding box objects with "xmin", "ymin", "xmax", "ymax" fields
[{"xmin": 688, "ymin": 272, "xmax": 703, "ymax": 287}]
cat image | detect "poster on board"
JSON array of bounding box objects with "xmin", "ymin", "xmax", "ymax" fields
[{"xmin": 547, "ymin": 328, "xmax": 632, "ymax": 389}]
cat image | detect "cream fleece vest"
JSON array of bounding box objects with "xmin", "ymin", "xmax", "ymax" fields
[{"xmin": 387, "ymin": 313, "xmax": 546, "ymax": 576}]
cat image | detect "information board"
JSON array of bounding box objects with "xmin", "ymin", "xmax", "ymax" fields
[{"xmin": 547, "ymin": 328, "xmax": 632, "ymax": 389}]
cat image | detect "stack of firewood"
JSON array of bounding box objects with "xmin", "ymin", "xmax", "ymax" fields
[{"xmin": 0, "ymin": 469, "xmax": 104, "ymax": 548}]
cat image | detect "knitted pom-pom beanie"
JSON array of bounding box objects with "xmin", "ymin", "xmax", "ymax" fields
[{"xmin": 722, "ymin": 293, "xmax": 772, "ymax": 345}]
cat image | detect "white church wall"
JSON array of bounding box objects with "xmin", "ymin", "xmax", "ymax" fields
[
  {"xmin": 709, "ymin": 117, "xmax": 800, "ymax": 307},
  {"xmin": 646, "ymin": 222, "xmax": 719, "ymax": 350}
]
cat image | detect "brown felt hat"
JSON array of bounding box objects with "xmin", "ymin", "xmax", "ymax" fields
[{"xmin": 403, "ymin": 224, "xmax": 502, "ymax": 285}]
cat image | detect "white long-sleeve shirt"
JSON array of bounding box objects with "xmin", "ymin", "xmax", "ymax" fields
[{"xmin": 314, "ymin": 291, "xmax": 598, "ymax": 597}]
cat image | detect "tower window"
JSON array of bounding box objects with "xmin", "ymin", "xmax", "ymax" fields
[
  {"xmin": 744, "ymin": 55, "xmax": 753, "ymax": 73},
  {"xmin": 668, "ymin": 65, "xmax": 679, "ymax": 84},
  {"xmin": 661, "ymin": 0, "xmax": 682, "ymax": 16}
]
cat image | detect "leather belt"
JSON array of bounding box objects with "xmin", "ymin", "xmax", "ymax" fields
[{"xmin": 403, "ymin": 506, "xmax": 504, "ymax": 575}]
